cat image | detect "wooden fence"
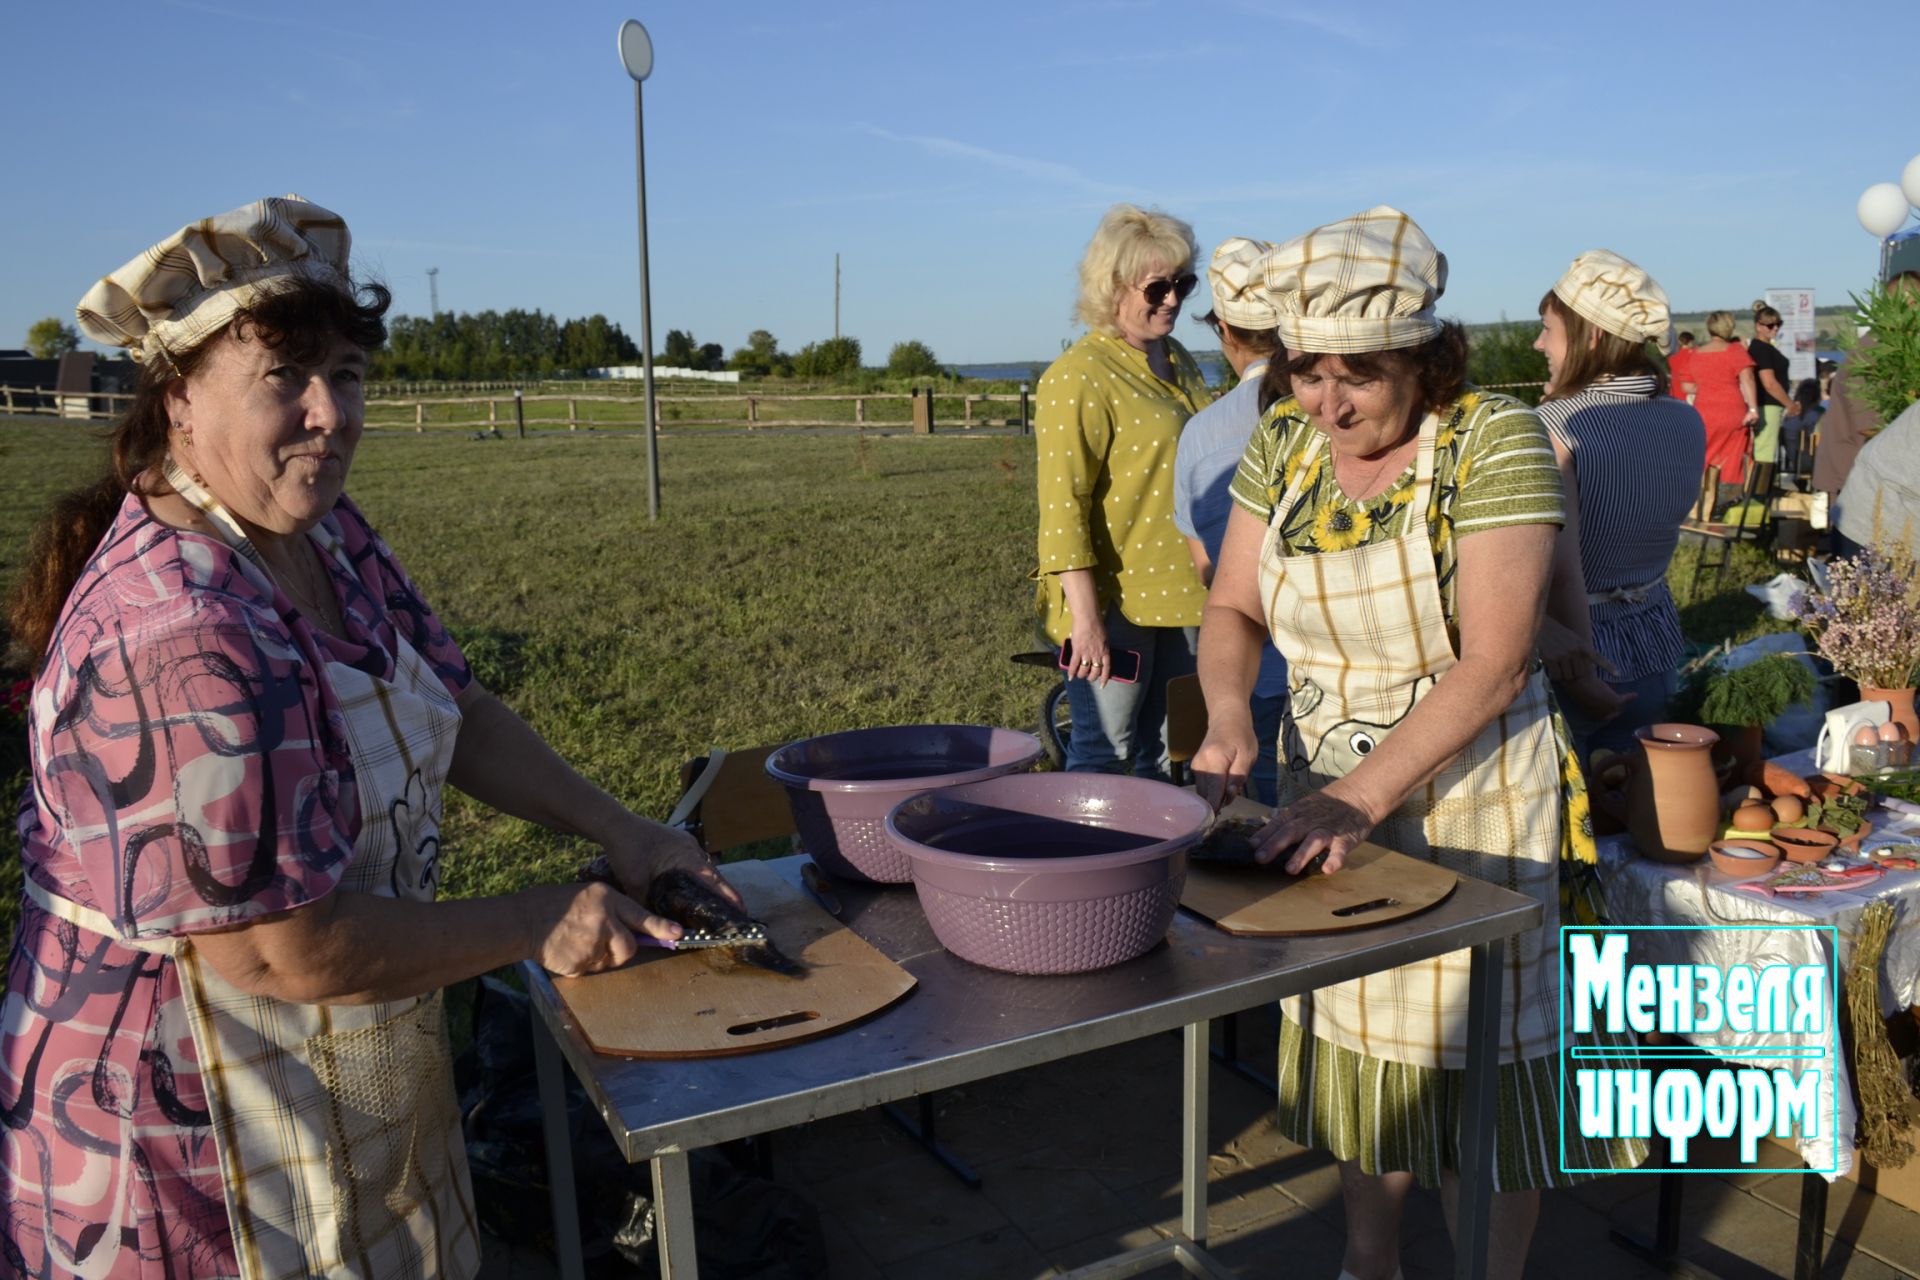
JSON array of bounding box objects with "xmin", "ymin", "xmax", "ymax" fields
[{"xmin": 5, "ymin": 381, "xmax": 1556, "ymax": 431}]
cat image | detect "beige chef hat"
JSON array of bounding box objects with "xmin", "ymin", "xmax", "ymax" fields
[
  {"xmin": 1206, "ymin": 236, "xmax": 1279, "ymax": 331},
  {"xmin": 1258, "ymin": 206, "xmax": 1447, "ymax": 353},
  {"xmin": 75, "ymin": 194, "xmax": 351, "ymax": 364},
  {"xmin": 1551, "ymin": 249, "xmax": 1671, "ymax": 346}
]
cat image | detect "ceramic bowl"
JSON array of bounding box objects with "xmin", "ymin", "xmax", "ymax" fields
[
  {"xmin": 1770, "ymin": 825, "xmax": 1839, "ymax": 863},
  {"xmin": 1708, "ymin": 839, "xmax": 1782, "ymax": 879},
  {"xmin": 767, "ymin": 725, "xmax": 1045, "ymax": 882},
  {"xmin": 1832, "ymin": 820, "xmax": 1873, "ymax": 854}
]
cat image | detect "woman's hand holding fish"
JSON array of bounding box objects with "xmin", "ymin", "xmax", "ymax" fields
[
  {"xmin": 1257, "ymin": 783, "xmax": 1383, "ymax": 875},
  {"xmin": 532, "ymin": 880, "xmax": 676, "ymax": 976},
  {"xmin": 603, "ymin": 815, "xmax": 746, "ymax": 910}
]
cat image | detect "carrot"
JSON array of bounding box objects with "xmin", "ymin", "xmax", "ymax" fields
[{"xmin": 1746, "ymin": 758, "xmax": 1812, "ymax": 799}]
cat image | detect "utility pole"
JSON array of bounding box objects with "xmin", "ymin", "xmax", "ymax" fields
[
  {"xmin": 426, "ymin": 267, "xmax": 440, "ymax": 316},
  {"xmin": 834, "ymin": 253, "xmax": 841, "ymax": 340}
]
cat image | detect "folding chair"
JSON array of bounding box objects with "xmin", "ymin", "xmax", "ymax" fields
[
  {"xmin": 1165, "ymin": 672, "xmax": 1207, "ymax": 788},
  {"xmin": 1680, "ymin": 460, "xmax": 1768, "ymax": 595},
  {"xmin": 668, "ymin": 747, "xmax": 982, "ymax": 1188}
]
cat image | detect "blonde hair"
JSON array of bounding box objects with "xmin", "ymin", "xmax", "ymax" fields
[
  {"xmin": 1074, "ymin": 204, "xmax": 1198, "ymax": 333},
  {"xmin": 1705, "ymin": 310, "xmax": 1737, "ymax": 340}
]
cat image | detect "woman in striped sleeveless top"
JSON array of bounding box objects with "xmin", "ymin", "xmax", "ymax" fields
[{"xmin": 1532, "ymin": 251, "xmax": 1706, "ymax": 759}]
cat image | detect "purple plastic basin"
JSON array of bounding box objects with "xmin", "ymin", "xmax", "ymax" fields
[
  {"xmin": 766, "ymin": 725, "xmax": 1045, "ymax": 883},
  {"xmin": 884, "ymin": 773, "xmax": 1213, "ymax": 975}
]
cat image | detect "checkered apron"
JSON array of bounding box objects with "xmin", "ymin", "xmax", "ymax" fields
[
  {"xmin": 1260, "ymin": 415, "xmax": 1562, "ymax": 1069},
  {"xmin": 24, "ymin": 467, "xmax": 481, "ymax": 1278}
]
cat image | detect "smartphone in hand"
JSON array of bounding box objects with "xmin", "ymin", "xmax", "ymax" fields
[{"xmin": 1058, "ymin": 641, "xmax": 1142, "ymax": 683}]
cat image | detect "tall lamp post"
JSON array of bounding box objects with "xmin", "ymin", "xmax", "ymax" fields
[{"xmin": 618, "ymin": 19, "xmax": 660, "ymax": 520}]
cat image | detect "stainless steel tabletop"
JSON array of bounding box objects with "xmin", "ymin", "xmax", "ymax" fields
[{"xmin": 523, "ymin": 855, "xmax": 1541, "ymax": 1164}]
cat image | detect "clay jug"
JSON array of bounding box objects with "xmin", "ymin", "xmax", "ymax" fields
[{"xmin": 1625, "ymin": 724, "xmax": 1721, "ymax": 864}]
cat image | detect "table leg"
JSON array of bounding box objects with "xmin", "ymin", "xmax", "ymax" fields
[
  {"xmin": 1182, "ymin": 1021, "xmax": 1210, "ymax": 1247},
  {"xmin": 653, "ymin": 1150, "xmax": 700, "ymax": 1279},
  {"xmin": 1793, "ymin": 1167, "xmax": 1829, "ymax": 1280},
  {"xmin": 1454, "ymin": 938, "xmax": 1503, "ymax": 1280},
  {"xmin": 532, "ymin": 1011, "xmax": 586, "ymax": 1280}
]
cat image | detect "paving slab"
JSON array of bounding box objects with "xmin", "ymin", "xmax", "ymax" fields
[
  {"xmin": 1608, "ymin": 1174, "xmax": 1914, "ymax": 1279},
  {"xmin": 975, "ymin": 1145, "xmax": 1146, "ymax": 1251},
  {"xmin": 1748, "ymin": 1169, "xmax": 1920, "ymax": 1276},
  {"xmin": 881, "ymin": 1224, "xmax": 1059, "ymax": 1280},
  {"xmin": 807, "ymin": 1151, "xmax": 1014, "ymax": 1267}
]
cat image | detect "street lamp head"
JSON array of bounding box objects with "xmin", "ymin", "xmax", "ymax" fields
[{"xmin": 617, "ymin": 19, "xmax": 654, "ymax": 82}]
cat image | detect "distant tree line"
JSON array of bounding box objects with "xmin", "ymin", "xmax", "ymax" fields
[
  {"xmin": 371, "ymin": 311, "xmax": 643, "ymax": 380},
  {"xmin": 360, "ymin": 311, "xmax": 949, "ymax": 384}
]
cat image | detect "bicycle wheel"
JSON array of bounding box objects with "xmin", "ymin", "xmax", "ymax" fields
[{"xmin": 1040, "ymin": 679, "xmax": 1072, "ymax": 769}]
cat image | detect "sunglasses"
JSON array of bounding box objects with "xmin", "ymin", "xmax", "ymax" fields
[{"xmin": 1139, "ymin": 273, "xmax": 1198, "ymax": 308}]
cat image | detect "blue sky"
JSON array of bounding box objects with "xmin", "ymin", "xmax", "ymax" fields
[{"xmin": 4, "ymin": 0, "xmax": 1915, "ymax": 365}]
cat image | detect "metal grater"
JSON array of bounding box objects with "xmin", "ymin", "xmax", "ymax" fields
[{"xmin": 672, "ymin": 924, "xmax": 770, "ymax": 949}]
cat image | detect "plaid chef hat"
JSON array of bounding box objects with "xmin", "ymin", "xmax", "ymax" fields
[
  {"xmin": 1258, "ymin": 206, "xmax": 1447, "ymax": 353},
  {"xmin": 75, "ymin": 194, "xmax": 351, "ymax": 364},
  {"xmin": 1552, "ymin": 249, "xmax": 1671, "ymax": 347},
  {"xmin": 1207, "ymin": 236, "xmax": 1280, "ymax": 330}
]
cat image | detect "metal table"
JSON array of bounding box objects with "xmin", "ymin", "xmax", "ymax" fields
[{"xmin": 525, "ymin": 855, "xmax": 1541, "ymax": 1279}]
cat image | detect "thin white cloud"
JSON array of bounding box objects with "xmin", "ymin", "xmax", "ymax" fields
[
  {"xmin": 1225, "ymin": 1, "xmax": 1391, "ymax": 50},
  {"xmin": 857, "ymin": 125, "xmax": 1118, "ymax": 193},
  {"xmin": 158, "ymin": 0, "xmax": 388, "ymax": 46}
]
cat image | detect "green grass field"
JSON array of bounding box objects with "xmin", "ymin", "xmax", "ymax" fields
[{"xmin": 0, "ymin": 418, "xmax": 1787, "ymax": 944}]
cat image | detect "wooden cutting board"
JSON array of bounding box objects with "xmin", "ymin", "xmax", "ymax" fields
[
  {"xmin": 550, "ymin": 860, "xmax": 915, "ymax": 1058},
  {"xmin": 1181, "ymin": 839, "xmax": 1457, "ymax": 936}
]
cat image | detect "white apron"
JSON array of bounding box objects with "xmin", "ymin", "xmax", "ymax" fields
[
  {"xmin": 30, "ymin": 469, "xmax": 479, "ymax": 1278},
  {"xmin": 1260, "ymin": 414, "xmax": 1563, "ymax": 1069}
]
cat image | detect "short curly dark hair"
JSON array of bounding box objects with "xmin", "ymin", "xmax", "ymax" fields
[{"xmin": 1258, "ymin": 321, "xmax": 1471, "ymax": 415}]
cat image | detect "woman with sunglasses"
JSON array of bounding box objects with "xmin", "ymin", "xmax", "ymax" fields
[
  {"xmin": 1033, "ymin": 203, "xmax": 1211, "ymax": 776},
  {"xmin": 1746, "ymin": 302, "xmax": 1793, "ymax": 494}
]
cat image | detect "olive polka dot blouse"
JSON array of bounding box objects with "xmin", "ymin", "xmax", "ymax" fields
[{"xmin": 1032, "ymin": 330, "xmax": 1212, "ymax": 644}]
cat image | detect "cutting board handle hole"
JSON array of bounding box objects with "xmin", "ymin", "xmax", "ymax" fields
[{"xmin": 727, "ymin": 1010, "xmax": 820, "ymax": 1036}]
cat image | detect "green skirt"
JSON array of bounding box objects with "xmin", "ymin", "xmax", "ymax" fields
[{"xmin": 1275, "ymin": 1015, "xmax": 1649, "ymax": 1191}]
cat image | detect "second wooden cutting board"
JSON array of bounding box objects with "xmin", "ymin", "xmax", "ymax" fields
[{"xmin": 1181, "ymin": 840, "xmax": 1456, "ymax": 936}]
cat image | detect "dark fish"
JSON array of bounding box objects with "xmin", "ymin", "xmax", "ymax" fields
[
  {"xmin": 645, "ymin": 869, "xmax": 805, "ymax": 977},
  {"xmin": 1191, "ymin": 817, "xmax": 1329, "ymax": 875},
  {"xmin": 1191, "ymin": 816, "xmax": 1267, "ymax": 865}
]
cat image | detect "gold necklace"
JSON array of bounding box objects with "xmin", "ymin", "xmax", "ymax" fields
[{"xmin": 279, "ymin": 540, "xmax": 344, "ymax": 635}]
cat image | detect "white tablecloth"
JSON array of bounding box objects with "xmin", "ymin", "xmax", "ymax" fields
[{"xmin": 1595, "ymin": 752, "xmax": 1920, "ymax": 1178}]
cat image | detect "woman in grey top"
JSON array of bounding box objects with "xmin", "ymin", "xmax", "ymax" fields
[{"xmin": 1532, "ymin": 250, "xmax": 1706, "ymax": 757}]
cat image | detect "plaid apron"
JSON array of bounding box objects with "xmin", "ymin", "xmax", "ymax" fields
[
  {"xmin": 1260, "ymin": 414, "xmax": 1562, "ymax": 1069},
  {"xmin": 26, "ymin": 468, "xmax": 481, "ymax": 1278}
]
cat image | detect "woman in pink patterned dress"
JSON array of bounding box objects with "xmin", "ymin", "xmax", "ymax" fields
[{"xmin": 2, "ymin": 196, "xmax": 737, "ymax": 1279}]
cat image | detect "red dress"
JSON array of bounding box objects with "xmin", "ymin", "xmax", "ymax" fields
[{"xmin": 1687, "ymin": 342, "xmax": 1756, "ymax": 484}]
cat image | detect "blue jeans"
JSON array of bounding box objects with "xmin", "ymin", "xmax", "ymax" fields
[
  {"xmin": 1249, "ymin": 688, "xmax": 1287, "ymax": 806},
  {"xmin": 1061, "ymin": 607, "xmax": 1198, "ymax": 780},
  {"xmin": 1558, "ymin": 668, "xmax": 1681, "ymax": 762}
]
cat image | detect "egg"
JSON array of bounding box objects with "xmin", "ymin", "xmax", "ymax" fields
[
  {"xmin": 1854, "ymin": 723, "xmax": 1883, "ymax": 747},
  {"xmin": 1769, "ymin": 795, "xmax": 1805, "ymax": 824},
  {"xmin": 1732, "ymin": 803, "xmax": 1775, "ymax": 832},
  {"xmin": 1878, "ymin": 720, "xmax": 1908, "ymax": 743}
]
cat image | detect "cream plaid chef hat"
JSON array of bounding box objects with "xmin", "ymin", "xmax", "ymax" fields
[
  {"xmin": 1258, "ymin": 206, "xmax": 1447, "ymax": 353},
  {"xmin": 75, "ymin": 194, "xmax": 350, "ymax": 364},
  {"xmin": 1207, "ymin": 236, "xmax": 1280, "ymax": 330},
  {"xmin": 1551, "ymin": 249, "xmax": 1671, "ymax": 346}
]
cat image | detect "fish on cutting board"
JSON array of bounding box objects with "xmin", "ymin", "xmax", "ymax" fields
[{"xmin": 646, "ymin": 869, "xmax": 806, "ymax": 977}]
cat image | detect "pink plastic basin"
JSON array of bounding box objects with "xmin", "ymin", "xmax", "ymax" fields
[
  {"xmin": 885, "ymin": 772, "xmax": 1213, "ymax": 974},
  {"xmin": 766, "ymin": 725, "xmax": 1045, "ymax": 882}
]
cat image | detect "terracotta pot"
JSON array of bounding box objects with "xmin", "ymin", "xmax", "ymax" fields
[
  {"xmin": 1626, "ymin": 724, "xmax": 1722, "ymax": 864},
  {"xmin": 1832, "ymin": 820, "xmax": 1874, "ymax": 854},
  {"xmin": 1860, "ymin": 686, "xmax": 1919, "ymax": 753},
  {"xmin": 1707, "ymin": 722, "xmax": 1764, "ymax": 788},
  {"xmin": 1771, "ymin": 825, "xmax": 1838, "ymax": 863},
  {"xmin": 1709, "ymin": 839, "xmax": 1781, "ymax": 879}
]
